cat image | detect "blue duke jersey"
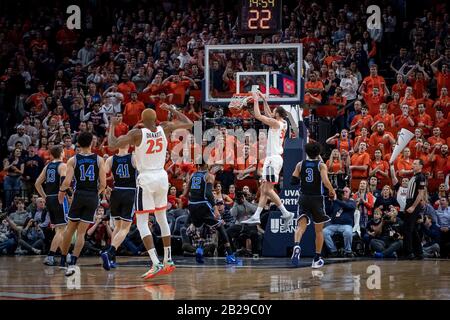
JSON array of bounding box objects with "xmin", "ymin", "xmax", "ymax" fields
[
  {"xmin": 300, "ymin": 159, "xmax": 324, "ymax": 196},
  {"xmin": 74, "ymin": 154, "xmax": 100, "ymax": 192},
  {"xmin": 188, "ymin": 171, "xmax": 214, "ymax": 205},
  {"xmin": 111, "ymin": 154, "xmax": 136, "ymax": 189},
  {"xmin": 44, "ymin": 161, "xmax": 63, "ymax": 195}
]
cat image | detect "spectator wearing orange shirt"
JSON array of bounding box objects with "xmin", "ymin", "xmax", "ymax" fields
[
  {"xmin": 395, "ymin": 104, "xmax": 415, "ymax": 132},
  {"xmin": 350, "ymin": 142, "xmax": 370, "ymax": 179},
  {"xmin": 408, "ymin": 128, "xmax": 425, "ymax": 158},
  {"xmin": 123, "ymin": 92, "xmax": 146, "ymax": 128},
  {"xmin": 434, "ymin": 109, "xmax": 448, "ymax": 131},
  {"xmin": 371, "ymin": 103, "xmax": 395, "ymax": 131},
  {"xmin": 112, "ymin": 113, "xmax": 129, "ymax": 137},
  {"xmin": 400, "ymin": 86, "xmax": 417, "ymax": 112},
  {"xmin": 304, "ymin": 73, "xmax": 324, "ymax": 104},
  {"xmin": 391, "ymin": 74, "xmax": 407, "ymax": 97},
  {"xmin": 431, "ymin": 144, "xmax": 449, "ymax": 179},
  {"xmin": 369, "ymin": 149, "xmax": 389, "ymax": 180},
  {"xmin": 326, "ymin": 149, "xmax": 344, "ymax": 174},
  {"xmin": 350, "ymin": 106, "xmax": 373, "ymax": 136},
  {"xmin": 433, "ymin": 87, "xmax": 450, "ymax": 114},
  {"xmin": 117, "ymin": 73, "xmax": 137, "ymax": 105},
  {"xmin": 416, "ymin": 89, "xmax": 435, "ymax": 115},
  {"xmin": 353, "ymin": 180, "xmax": 375, "ymax": 225},
  {"xmin": 409, "ymin": 68, "xmax": 430, "ymax": 99},
  {"xmin": 149, "ymin": 91, "xmax": 174, "ymax": 122},
  {"xmin": 369, "ymin": 122, "xmax": 396, "ymax": 155},
  {"xmin": 387, "ymin": 92, "xmax": 401, "ymax": 116},
  {"xmin": 62, "ymin": 135, "xmax": 75, "ymax": 163},
  {"xmin": 428, "ymin": 127, "xmax": 446, "ymax": 147},
  {"xmin": 415, "ymin": 103, "xmax": 433, "ymax": 136},
  {"xmin": 353, "ymin": 127, "xmax": 371, "ymax": 153},
  {"xmin": 142, "ymin": 73, "xmax": 164, "ymax": 103},
  {"xmin": 325, "ymin": 129, "xmax": 354, "ymax": 154},
  {"xmin": 25, "ymin": 84, "xmax": 48, "ymax": 113},
  {"xmin": 362, "ymin": 86, "xmax": 385, "ymax": 116},
  {"xmin": 431, "ymin": 58, "xmax": 450, "ymax": 96},
  {"xmin": 396, "ymin": 148, "xmax": 414, "ymax": 178},
  {"xmin": 234, "ymin": 145, "xmax": 258, "ymax": 180},
  {"xmin": 162, "ymin": 74, "xmax": 197, "ymax": 105},
  {"xmin": 415, "ymin": 141, "xmax": 434, "ymax": 177},
  {"xmin": 359, "ymin": 64, "xmax": 389, "ymax": 97},
  {"xmin": 183, "ymin": 96, "xmax": 202, "ymax": 122}
]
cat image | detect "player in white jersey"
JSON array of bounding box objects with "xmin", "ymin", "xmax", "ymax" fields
[
  {"xmin": 108, "ymin": 104, "xmax": 193, "ymax": 279},
  {"xmin": 242, "ymin": 91, "xmax": 295, "ymax": 225}
]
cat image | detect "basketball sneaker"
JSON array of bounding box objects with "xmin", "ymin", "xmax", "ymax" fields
[
  {"xmin": 311, "ymin": 257, "xmax": 325, "ymax": 269},
  {"xmin": 43, "ymin": 255, "xmax": 57, "ymax": 266},
  {"xmin": 142, "ymin": 262, "xmax": 164, "ymax": 280},
  {"xmin": 291, "ymin": 245, "xmax": 301, "ymax": 267},
  {"xmin": 110, "ymin": 261, "xmax": 117, "ymax": 268},
  {"xmin": 241, "ymin": 215, "xmax": 261, "ymax": 225},
  {"xmin": 280, "ymin": 211, "xmax": 295, "ymax": 225},
  {"xmin": 100, "ymin": 251, "xmax": 111, "ymax": 271},
  {"xmin": 160, "ymin": 260, "xmax": 176, "ymax": 275},
  {"xmin": 226, "ymin": 253, "xmax": 239, "ymax": 264},
  {"xmin": 195, "ymin": 247, "xmax": 204, "ymax": 264}
]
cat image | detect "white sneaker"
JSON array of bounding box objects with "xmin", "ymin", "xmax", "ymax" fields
[
  {"xmin": 241, "ymin": 215, "xmax": 261, "ymax": 225},
  {"xmin": 65, "ymin": 265, "xmax": 76, "ymax": 277},
  {"xmin": 280, "ymin": 211, "xmax": 294, "ymax": 224},
  {"xmin": 311, "ymin": 257, "xmax": 325, "ymax": 269}
]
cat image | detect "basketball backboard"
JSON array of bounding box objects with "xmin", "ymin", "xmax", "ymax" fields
[{"xmin": 203, "ymin": 43, "xmax": 304, "ymax": 105}]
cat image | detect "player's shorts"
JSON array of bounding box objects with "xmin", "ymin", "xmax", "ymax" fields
[
  {"xmin": 297, "ymin": 195, "xmax": 330, "ymax": 225},
  {"xmin": 68, "ymin": 190, "xmax": 99, "ymax": 224},
  {"xmin": 135, "ymin": 170, "xmax": 168, "ymax": 214},
  {"xmin": 262, "ymin": 155, "xmax": 283, "ymax": 184},
  {"xmin": 46, "ymin": 195, "xmax": 69, "ymax": 226},
  {"xmin": 110, "ymin": 188, "xmax": 136, "ymax": 222},
  {"xmin": 188, "ymin": 202, "xmax": 222, "ymax": 229}
]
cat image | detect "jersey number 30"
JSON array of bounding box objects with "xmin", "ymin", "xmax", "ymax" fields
[{"xmin": 146, "ymin": 138, "xmax": 163, "ymax": 154}]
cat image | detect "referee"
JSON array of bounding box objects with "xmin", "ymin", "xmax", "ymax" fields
[{"xmin": 404, "ymin": 159, "xmax": 427, "ymax": 260}]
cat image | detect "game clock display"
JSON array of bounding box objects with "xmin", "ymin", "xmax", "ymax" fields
[{"xmin": 239, "ymin": 0, "xmax": 282, "ymax": 34}]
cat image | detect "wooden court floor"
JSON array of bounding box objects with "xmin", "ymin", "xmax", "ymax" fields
[{"xmin": 0, "ymin": 256, "xmax": 449, "ymax": 300}]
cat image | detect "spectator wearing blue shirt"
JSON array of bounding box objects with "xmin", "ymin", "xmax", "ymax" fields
[
  {"xmin": 323, "ymin": 187, "xmax": 356, "ymax": 258},
  {"xmin": 436, "ymin": 197, "xmax": 450, "ymax": 258},
  {"xmin": 418, "ymin": 215, "xmax": 441, "ymax": 258}
]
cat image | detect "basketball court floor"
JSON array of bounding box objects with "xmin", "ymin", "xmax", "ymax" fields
[{"xmin": 0, "ymin": 256, "xmax": 448, "ymax": 300}]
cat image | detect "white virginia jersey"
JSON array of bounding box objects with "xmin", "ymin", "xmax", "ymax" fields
[
  {"xmin": 266, "ymin": 119, "xmax": 287, "ymax": 156},
  {"xmin": 134, "ymin": 126, "xmax": 167, "ymax": 171}
]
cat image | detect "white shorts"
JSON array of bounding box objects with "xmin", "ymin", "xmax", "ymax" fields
[
  {"xmin": 135, "ymin": 170, "xmax": 169, "ymax": 214},
  {"xmin": 262, "ymin": 155, "xmax": 283, "ymax": 184}
]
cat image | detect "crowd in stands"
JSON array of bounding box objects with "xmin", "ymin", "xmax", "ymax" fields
[{"xmin": 0, "ymin": 0, "xmax": 449, "ymax": 259}]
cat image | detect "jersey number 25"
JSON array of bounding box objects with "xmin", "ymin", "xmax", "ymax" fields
[{"xmin": 146, "ymin": 138, "xmax": 163, "ymax": 154}]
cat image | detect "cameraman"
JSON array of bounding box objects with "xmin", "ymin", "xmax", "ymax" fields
[
  {"xmin": 18, "ymin": 217, "xmax": 45, "ymax": 255},
  {"xmin": 323, "ymin": 187, "xmax": 356, "ymax": 258},
  {"xmin": 85, "ymin": 207, "xmax": 113, "ymax": 255},
  {"xmin": 226, "ymin": 191, "xmax": 262, "ymax": 256},
  {"xmin": 0, "ymin": 214, "xmax": 20, "ymax": 255},
  {"xmin": 370, "ymin": 207, "xmax": 404, "ymax": 258}
]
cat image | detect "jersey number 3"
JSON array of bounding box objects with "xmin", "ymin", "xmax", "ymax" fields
[
  {"xmin": 305, "ymin": 168, "xmax": 314, "ymax": 183},
  {"xmin": 146, "ymin": 138, "xmax": 163, "ymax": 154}
]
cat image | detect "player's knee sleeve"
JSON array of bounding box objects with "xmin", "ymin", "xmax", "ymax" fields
[
  {"xmin": 155, "ymin": 212, "xmax": 171, "ymax": 237},
  {"xmin": 136, "ymin": 214, "xmax": 152, "ymax": 239}
]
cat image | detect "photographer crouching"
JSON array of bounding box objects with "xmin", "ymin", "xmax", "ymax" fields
[
  {"xmin": 370, "ymin": 207, "xmax": 404, "ymax": 258},
  {"xmin": 323, "ymin": 187, "xmax": 356, "ymax": 258}
]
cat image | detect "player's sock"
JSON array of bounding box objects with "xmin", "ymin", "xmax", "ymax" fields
[
  {"xmin": 148, "ymin": 248, "xmax": 160, "ymax": 265},
  {"xmin": 60, "ymin": 255, "xmax": 66, "ymax": 266},
  {"xmin": 314, "ymin": 253, "xmax": 321, "ymax": 262},
  {"xmin": 163, "ymin": 246, "xmax": 172, "ymax": 263},
  {"xmin": 253, "ymin": 207, "xmax": 263, "ymax": 219},
  {"xmin": 294, "ymin": 242, "xmax": 300, "ymax": 247},
  {"xmin": 70, "ymin": 255, "xmax": 78, "ymax": 266},
  {"xmin": 48, "ymin": 251, "xmax": 55, "ymax": 257},
  {"xmin": 109, "ymin": 245, "xmax": 116, "ymax": 255}
]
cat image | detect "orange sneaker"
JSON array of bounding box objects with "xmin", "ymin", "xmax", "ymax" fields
[
  {"xmin": 160, "ymin": 260, "xmax": 176, "ymax": 275},
  {"xmin": 141, "ymin": 263, "xmax": 164, "ymax": 280}
]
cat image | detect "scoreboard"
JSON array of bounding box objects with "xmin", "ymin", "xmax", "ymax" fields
[{"xmin": 239, "ymin": 0, "xmax": 282, "ymax": 34}]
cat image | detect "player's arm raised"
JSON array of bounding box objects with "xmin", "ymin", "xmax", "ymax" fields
[
  {"xmin": 319, "ymin": 162, "xmax": 336, "ymax": 199},
  {"xmin": 160, "ymin": 103, "xmax": 194, "ymax": 137},
  {"xmin": 58, "ymin": 157, "xmax": 75, "ymax": 204},
  {"xmin": 108, "ymin": 116, "xmax": 141, "ymax": 150},
  {"xmin": 252, "ymin": 91, "xmax": 280, "ymax": 129},
  {"xmin": 259, "ymin": 91, "xmax": 275, "ymax": 118},
  {"xmin": 35, "ymin": 164, "xmax": 49, "ymax": 200}
]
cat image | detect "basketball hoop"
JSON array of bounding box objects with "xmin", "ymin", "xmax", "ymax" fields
[{"xmin": 228, "ymin": 93, "xmax": 253, "ymax": 111}]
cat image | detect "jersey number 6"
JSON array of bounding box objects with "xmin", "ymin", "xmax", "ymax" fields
[{"xmin": 146, "ymin": 138, "xmax": 163, "ymax": 154}]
